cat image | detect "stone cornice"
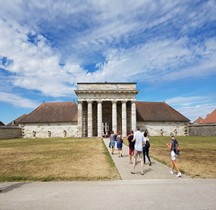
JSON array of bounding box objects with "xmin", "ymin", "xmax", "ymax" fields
[
  {"xmin": 78, "ymin": 99, "xmax": 136, "ymax": 102},
  {"xmin": 77, "ymin": 82, "xmax": 137, "ymax": 84},
  {"xmin": 75, "ymin": 90, "xmax": 139, "ymax": 94}
]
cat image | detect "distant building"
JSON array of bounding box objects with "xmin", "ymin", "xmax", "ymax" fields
[
  {"xmin": 190, "ymin": 109, "xmax": 216, "ymax": 136},
  {"xmin": 16, "ymin": 82, "xmax": 190, "ymax": 138},
  {"xmin": 193, "ymin": 109, "xmax": 216, "ymax": 124},
  {"xmin": 193, "ymin": 116, "xmax": 204, "ymax": 124}
]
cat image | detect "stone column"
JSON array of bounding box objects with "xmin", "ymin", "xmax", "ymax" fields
[
  {"xmin": 97, "ymin": 101, "xmax": 102, "ymax": 137},
  {"xmin": 131, "ymin": 101, "xmax": 136, "ymax": 132},
  {"xmin": 112, "ymin": 101, "xmax": 117, "ymax": 133},
  {"xmin": 87, "ymin": 101, "xmax": 93, "ymax": 137},
  {"xmin": 78, "ymin": 101, "xmax": 83, "ymax": 137},
  {"xmin": 122, "ymin": 101, "xmax": 127, "ymax": 137}
]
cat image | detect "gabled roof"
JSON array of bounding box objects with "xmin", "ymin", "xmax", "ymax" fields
[
  {"xmin": 19, "ymin": 102, "xmax": 78, "ymax": 123},
  {"xmin": 0, "ymin": 121, "xmax": 5, "ymax": 126},
  {"xmin": 193, "ymin": 116, "xmax": 204, "ymax": 124},
  {"xmin": 202, "ymin": 109, "xmax": 216, "ymax": 124},
  {"xmin": 16, "ymin": 101, "xmax": 188, "ymax": 124},
  {"xmin": 7, "ymin": 114, "xmax": 27, "ymax": 126},
  {"xmin": 136, "ymin": 101, "xmax": 190, "ymax": 122}
]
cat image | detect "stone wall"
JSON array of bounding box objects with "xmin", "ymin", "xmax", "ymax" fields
[
  {"xmin": 137, "ymin": 121, "xmax": 188, "ymax": 136},
  {"xmin": 188, "ymin": 124, "xmax": 216, "ymax": 136},
  {"xmin": 22, "ymin": 122, "xmax": 78, "ymax": 138},
  {"xmin": 0, "ymin": 126, "xmax": 22, "ymax": 139}
]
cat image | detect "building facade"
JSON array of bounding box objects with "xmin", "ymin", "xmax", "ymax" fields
[
  {"xmin": 75, "ymin": 83, "xmax": 138, "ymax": 137},
  {"xmin": 15, "ymin": 82, "xmax": 190, "ymax": 138}
]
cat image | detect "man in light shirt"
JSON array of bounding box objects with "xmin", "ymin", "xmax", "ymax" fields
[{"xmin": 131, "ymin": 126, "xmax": 146, "ymax": 175}]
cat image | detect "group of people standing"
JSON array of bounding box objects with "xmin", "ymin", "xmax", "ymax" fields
[
  {"xmin": 109, "ymin": 126, "xmax": 151, "ymax": 175},
  {"xmin": 128, "ymin": 127, "xmax": 151, "ymax": 175},
  {"xmin": 109, "ymin": 126, "xmax": 182, "ymax": 177},
  {"xmin": 109, "ymin": 130, "xmax": 124, "ymax": 157}
]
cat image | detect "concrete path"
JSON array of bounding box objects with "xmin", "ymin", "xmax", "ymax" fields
[
  {"xmin": 102, "ymin": 137, "xmax": 190, "ymax": 180},
  {"xmin": 0, "ymin": 179, "xmax": 216, "ymax": 210}
]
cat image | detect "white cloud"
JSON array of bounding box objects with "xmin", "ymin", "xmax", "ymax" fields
[
  {"xmin": 0, "ymin": 92, "xmax": 38, "ymax": 108},
  {"xmin": 166, "ymin": 96, "xmax": 216, "ymax": 122},
  {"xmin": 0, "ymin": 18, "xmax": 86, "ymax": 97},
  {"xmin": 0, "ymin": 0, "xmax": 215, "ymax": 99},
  {"xmin": 84, "ymin": 36, "xmax": 216, "ymax": 83}
]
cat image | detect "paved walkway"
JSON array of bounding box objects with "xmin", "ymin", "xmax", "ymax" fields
[
  {"xmin": 102, "ymin": 137, "xmax": 191, "ymax": 180},
  {"xmin": 0, "ymin": 179, "xmax": 216, "ymax": 210}
]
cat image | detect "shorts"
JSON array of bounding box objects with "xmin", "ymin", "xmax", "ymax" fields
[
  {"xmin": 134, "ymin": 150, "xmax": 143, "ymax": 160},
  {"xmin": 171, "ymin": 150, "xmax": 176, "ymax": 161},
  {"xmin": 129, "ymin": 148, "xmax": 134, "ymax": 156}
]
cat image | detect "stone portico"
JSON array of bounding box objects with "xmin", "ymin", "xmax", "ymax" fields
[{"xmin": 75, "ymin": 83, "xmax": 139, "ymax": 137}]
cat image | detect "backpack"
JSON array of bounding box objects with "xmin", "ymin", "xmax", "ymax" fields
[
  {"xmin": 173, "ymin": 139, "xmax": 180, "ymax": 155},
  {"xmin": 145, "ymin": 140, "xmax": 150, "ymax": 148}
]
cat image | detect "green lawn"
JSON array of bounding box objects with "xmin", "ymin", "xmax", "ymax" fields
[{"xmin": 149, "ymin": 136, "xmax": 216, "ymax": 178}]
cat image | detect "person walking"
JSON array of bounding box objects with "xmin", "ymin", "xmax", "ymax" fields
[
  {"xmin": 131, "ymin": 126, "xmax": 145, "ymax": 175},
  {"xmin": 166, "ymin": 132, "xmax": 182, "ymax": 177},
  {"xmin": 127, "ymin": 131, "xmax": 134, "ymax": 164},
  {"xmin": 110, "ymin": 131, "xmax": 115, "ymax": 155},
  {"xmin": 143, "ymin": 132, "xmax": 152, "ymax": 166},
  {"xmin": 116, "ymin": 131, "xmax": 123, "ymax": 157}
]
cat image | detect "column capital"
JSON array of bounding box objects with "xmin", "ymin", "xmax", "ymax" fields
[
  {"xmin": 112, "ymin": 100, "xmax": 117, "ymax": 104},
  {"xmin": 87, "ymin": 100, "xmax": 93, "ymax": 104},
  {"xmin": 121, "ymin": 100, "xmax": 127, "ymax": 103}
]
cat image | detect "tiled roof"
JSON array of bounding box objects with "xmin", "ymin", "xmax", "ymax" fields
[
  {"xmin": 19, "ymin": 102, "xmax": 78, "ymax": 123},
  {"xmin": 136, "ymin": 101, "xmax": 190, "ymax": 122},
  {"xmin": 193, "ymin": 116, "xmax": 204, "ymax": 124},
  {"xmin": 0, "ymin": 121, "xmax": 5, "ymax": 126},
  {"xmin": 202, "ymin": 109, "xmax": 216, "ymax": 124},
  {"xmin": 16, "ymin": 101, "xmax": 188, "ymax": 124},
  {"xmin": 7, "ymin": 114, "xmax": 27, "ymax": 126}
]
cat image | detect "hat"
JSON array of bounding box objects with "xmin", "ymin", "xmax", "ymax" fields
[{"xmin": 170, "ymin": 132, "xmax": 174, "ymax": 137}]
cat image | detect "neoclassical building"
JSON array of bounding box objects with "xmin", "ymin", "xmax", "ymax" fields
[
  {"xmin": 75, "ymin": 82, "xmax": 138, "ymax": 137},
  {"xmin": 17, "ymin": 82, "xmax": 190, "ymax": 138}
]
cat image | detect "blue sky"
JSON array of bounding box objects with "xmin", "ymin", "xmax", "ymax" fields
[{"xmin": 0, "ymin": 0, "xmax": 216, "ymax": 124}]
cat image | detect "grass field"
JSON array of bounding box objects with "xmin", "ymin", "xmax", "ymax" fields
[
  {"xmin": 0, "ymin": 136, "xmax": 215, "ymax": 181},
  {"xmin": 149, "ymin": 136, "xmax": 216, "ymax": 178},
  {"xmin": 0, "ymin": 138, "xmax": 120, "ymax": 182}
]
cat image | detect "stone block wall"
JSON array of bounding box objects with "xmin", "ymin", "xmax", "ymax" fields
[
  {"xmin": 0, "ymin": 126, "xmax": 22, "ymax": 139},
  {"xmin": 22, "ymin": 122, "xmax": 78, "ymax": 138},
  {"xmin": 188, "ymin": 124, "xmax": 216, "ymax": 136},
  {"xmin": 137, "ymin": 121, "xmax": 188, "ymax": 136}
]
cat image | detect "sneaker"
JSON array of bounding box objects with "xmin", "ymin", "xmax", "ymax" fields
[
  {"xmin": 176, "ymin": 172, "xmax": 182, "ymax": 177},
  {"xmin": 170, "ymin": 170, "xmax": 174, "ymax": 175}
]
